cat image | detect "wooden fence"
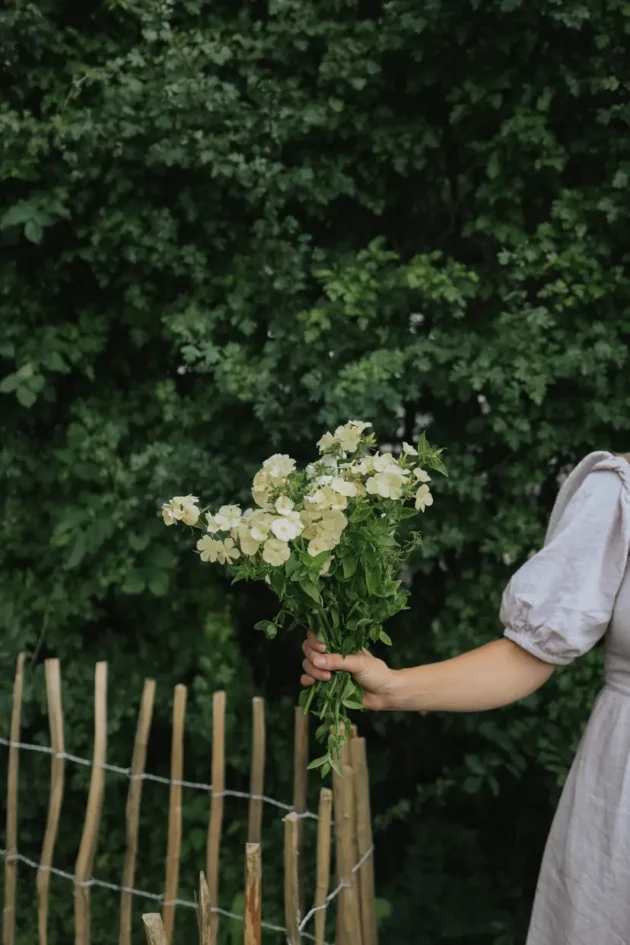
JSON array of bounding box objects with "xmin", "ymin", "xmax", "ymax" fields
[{"xmin": 1, "ymin": 654, "xmax": 377, "ymax": 945}]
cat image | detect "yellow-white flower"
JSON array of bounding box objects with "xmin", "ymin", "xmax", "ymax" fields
[
  {"xmin": 270, "ymin": 512, "xmax": 303, "ymax": 541},
  {"xmin": 333, "ymin": 424, "xmax": 362, "ymax": 453},
  {"xmin": 262, "ymin": 537, "xmax": 291, "ymax": 566},
  {"xmin": 414, "ymin": 467, "xmax": 431, "ymax": 483},
  {"xmin": 197, "ymin": 535, "xmax": 220, "ymax": 562},
  {"xmin": 262, "ymin": 453, "xmax": 296, "ymax": 481},
  {"xmin": 319, "ymin": 509, "xmax": 348, "ymax": 539},
  {"xmin": 372, "ymin": 452, "xmax": 398, "ymax": 473},
  {"xmin": 402, "ymin": 442, "xmax": 418, "ymax": 456},
  {"xmin": 163, "ymin": 495, "xmax": 200, "ymax": 526},
  {"xmin": 206, "ymin": 513, "xmax": 223, "ymax": 534},
  {"xmin": 300, "ymin": 508, "xmax": 323, "ymax": 527},
  {"xmin": 252, "ymin": 469, "xmax": 272, "ymax": 508},
  {"xmin": 307, "ymin": 536, "xmax": 337, "ymax": 557},
  {"xmin": 162, "ymin": 504, "xmax": 178, "ymax": 526},
  {"xmin": 366, "ymin": 470, "xmax": 406, "ymax": 500},
  {"xmin": 250, "ymin": 510, "xmax": 274, "ymax": 541},
  {"xmin": 237, "ymin": 525, "xmax": 261, "ymax": 557},
  {"xmin": 353, "ymin": 456, "xmax": 375, "ymax": 475},
  {"xmin": 308, "ymin": 486, "xmax": 348, "ymax": 511},
  {"xmin": 215, "ymin": 537, "xmax": 241, "ymax": 564},
  {"xmin": 317, "ymin": 431, "xmax": 336, "ymax": 453},
  {"xmin": 214, "ymin": 504, "xmax": 242, "ymax": 530},
  {"xmin": 331, "ymin": 477, "xmax": 358, "ymax": 497},
  {"xmin": 320, "ymin": 556, "xmax": 334, "ymax": 575},
  {"xmin": 275, "ymin": 495, "xmax": 294, "ymax": 516},
  {"xmin": 415, "ymin": 484, "xmax": 434, "ymax": 511}
]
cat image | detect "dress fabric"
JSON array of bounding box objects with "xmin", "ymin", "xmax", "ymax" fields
[{"xmin": 501, "ymin": 451, "xmax": 630, "ymax": 945}]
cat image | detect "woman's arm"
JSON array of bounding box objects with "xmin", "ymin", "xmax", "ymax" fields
[{"xmin": 301, "ymin": 635, "xmax": 555, "ymax": 712}]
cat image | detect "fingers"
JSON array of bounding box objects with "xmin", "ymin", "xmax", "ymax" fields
[
  {"xmin": 302, "ymin": 657, "xmax": 331, "ymax": 682},
  {"xmin": 310, "ymin": 651, "xmax": 367, "ymax": 675},
  {"xmin": 302, "ymin": 634, "xmax": 326, "ymax": 668},
  {"xmin": 300, "ymin": 673, "xmax": 315, "ymax": 687},
  {"xmin": 307, "ymin": 632, "xmax": 326, "ymax": 653}
]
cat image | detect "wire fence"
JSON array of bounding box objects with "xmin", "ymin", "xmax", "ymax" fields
[{"xmin": 1, "ymin": 656, "xmax": 378, "ymax": 945}]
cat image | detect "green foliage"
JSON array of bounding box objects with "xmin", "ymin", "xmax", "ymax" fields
[{"xmin": 2, "ymin": 0, "xmax": 630, "ymax": 942}]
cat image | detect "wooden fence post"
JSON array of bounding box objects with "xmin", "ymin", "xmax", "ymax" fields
[
  {"xmin": 244, "ymin": 842, "xmax": 262, "ymax": 945},
  {"xmin": 293, "ymin": 707, "xmax": 309, "ymax": 914},
  {"xmin": 162, "ymin": 684, "xmax": 187, "ymax": 944},
  {"xmin": 142, "ymin": 914, "xmax": 168, "ymax": 945},
  {"xmin": 206, "ymin": 690, "xmax": 226, "ymax": 945},
  {"xmin": 74, "ymin": 661, "xmax": 108, "ymax": 945},
  {"xmin": 247, "ymin": 698, "xmax": 265, "ymax": 845},
  {"xmin": 284, "ymin": 812, "xmax": 301, "ymax": 945},
  {"xmin": 38, "ymin": 659, "xmax": 66, "ymax": 945},
  {"xmin": 119, "ymin": 678, "xmax": 156, "ymax": 945},
  {"xmin": 333, "ymin": 763, "xmax": 362, "ymax": 945},
  {"xmin": 351, "ymin": 739, "xmax": 377, "ymax": 945},
  {"xmin": 2, "ymin": 653, "xmax": 25, "ymax": 945},
  {"xmin": 314, "ymin": 787, "xmax": 333, "ymax": 945},
  {"xmin": 198, "ymin": 872, "xmax": 212, "ymax": 945}
]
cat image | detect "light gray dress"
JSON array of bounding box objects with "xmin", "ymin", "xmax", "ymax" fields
[{"xmin": 501, "ymin": 451, "xmax": 630, "ymax": 945}]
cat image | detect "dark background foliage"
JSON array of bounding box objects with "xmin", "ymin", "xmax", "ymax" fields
[{"xmin": 2, "ymin": 0, "xmax": 630, "ymax": 941}]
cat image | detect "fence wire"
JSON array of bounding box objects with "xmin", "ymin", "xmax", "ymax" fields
[{"xmin": 0, "ymin": 737, "xmax": 374, "ymax": 945}]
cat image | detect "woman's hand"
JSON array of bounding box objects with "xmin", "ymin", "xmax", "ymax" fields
[{"xmin": 301, "ymin": 632, "xmax": 398, "ymax": 710}]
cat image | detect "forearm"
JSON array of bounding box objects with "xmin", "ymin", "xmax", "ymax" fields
[{"xmin": 389, "ymin": 638, "xmax": 555, "ymax": 713}]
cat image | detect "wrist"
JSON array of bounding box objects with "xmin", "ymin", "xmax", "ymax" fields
[{"xmin": 386, "ymin": 666, "xmax": 426, "ymax": 713}]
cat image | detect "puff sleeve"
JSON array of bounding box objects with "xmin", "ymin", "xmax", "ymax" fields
[{"xmin": 501, "ymin": 453, "xmax": 630, "ymax": 666}]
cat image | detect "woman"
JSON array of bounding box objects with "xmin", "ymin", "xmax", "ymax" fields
[{"xmin": 300, "ymin": 450, "xmax": 630, "ymax": 945}]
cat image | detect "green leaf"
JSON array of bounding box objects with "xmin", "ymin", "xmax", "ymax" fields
[
  {"xmin": 307, "ymin": 755, "xmax": 329, "ymax": 770},
  {"xmin": 379, "ymin": 630, "xmax": 393, "ymax": 645},
  {"xmin": 24, "ymin": 220, "xmax": 43, "ymax": 244},
  {"xmin": 0, "ymin": 373, "xmax": 20, "ymax": 394},
  {"xmin": 300, "ymin": 580, "xmax": 322, "ymax": 605},
  {"xmin": 342, "ymin": 698, "xmax": 365, "ymax": 711},
  {"xmin": 342, "ymin": 556, "xmax": 358, "ymax": 578},
  {"xmin": 254, "ymin": 619, "xmax": 277, "ymax": 639},
  {"xmin": 148, "ymin": 571, "xmax": 169, "ymax": 596},
  {"xmin": 16, "ymin": 386, "xmax": 37, "ymax": 408},
  {"xmin": 121, "ymin": 571, "xmax": 146, "ymax": 594}
]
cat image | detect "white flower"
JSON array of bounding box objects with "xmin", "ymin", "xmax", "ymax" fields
[
  {"xmin": 413, "ymin": 467, "xmax": 431, "ymax": 483},
  {"xmin": 366, "ymin": 470, "xmax": 406, "ymax": 500},
  {"xmin": 317, "ymin": 431, "xmax": 336, "ymax": 453},
  {"xmin": 163, "ymin": 495, "xmax": 200, "ymax": 526},
  {"xmin": 270, "ymin": 514, "xmax": 303, "ymax": 541},
  {"xmin": 402, "ymin": 442, "xmax": 418, "ymax": 456},
  {"xmin": 305, "ymin": 463, "xmax": 317, "ymax": 479},
  {"xmin": 331, "ymin": 477, "xmax": 358, "ymax": 497},
  {"xmin": 197, "ymin": 535, "xmax": 220, "ymax": 562},
  {"xmin": 307, "ymin": 536, "xmax": 337, "ymax": 557},
  {"xmin": 275, "ymin": 495, "xmax": 294, "ymax": 516},
  {"xmin": 237, "ymin": 525, "xmax": 261, "ymax": 557},
  {"xmin": 215, "ymin": 537, "xmax": 241, "ymax": 564},
  {"xmin": 415, "ymin": 484, "xmax": 434, "ymax": 512},
  {"xmin": 262, "ymin": 537, "xmax": 291, "ymax": 566},
  {"xmin": 262, "ymin": 453, "xmax": 296, "ymax": 481},
  {"xmin": 214, "ymin": 504, "xmax": 242, "ymax": 530}
]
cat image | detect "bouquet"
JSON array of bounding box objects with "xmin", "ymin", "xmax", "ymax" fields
[{"xmin": 162, "ymin": 421, "xmax": 446, "ymax": 776}]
